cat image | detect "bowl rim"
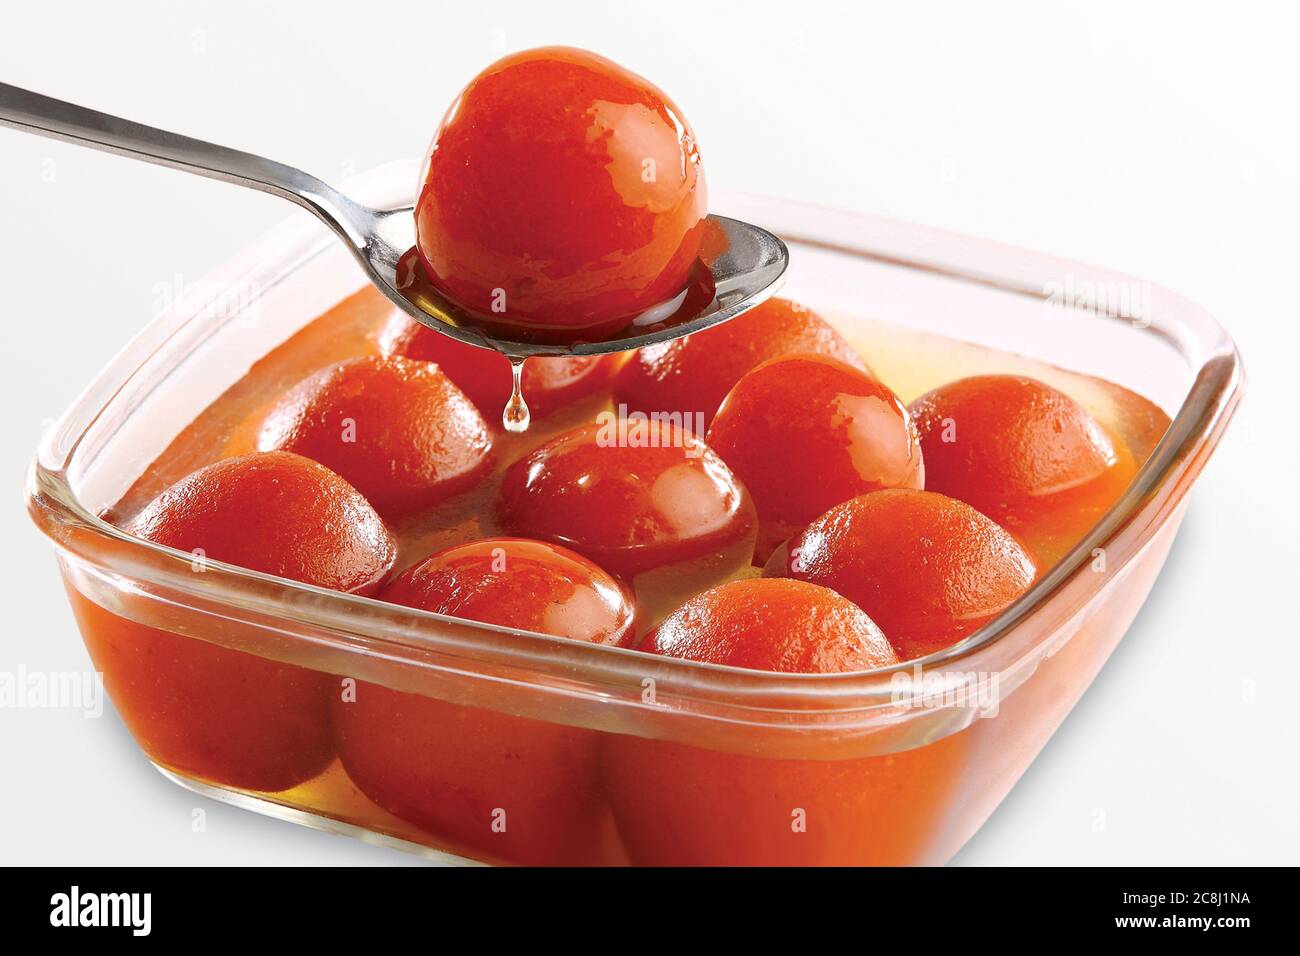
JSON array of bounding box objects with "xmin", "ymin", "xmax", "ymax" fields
[{"xmin": 26, "ymin": 167, "xmax": 1245, "ymax": 727}]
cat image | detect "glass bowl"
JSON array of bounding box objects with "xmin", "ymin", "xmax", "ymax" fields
[{"xmin": 27, "ymin": 161, "xmax": 1242, "ymax": 866}]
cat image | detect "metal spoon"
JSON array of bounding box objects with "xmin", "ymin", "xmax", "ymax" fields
[{"xmin": 0, "ymin": 82, "xmax": 789, "ymax": 429}]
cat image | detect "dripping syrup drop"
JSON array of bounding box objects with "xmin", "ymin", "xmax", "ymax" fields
[{"xmin": 503, "ymin": 356, "xmax": 531, "ymax": 433}]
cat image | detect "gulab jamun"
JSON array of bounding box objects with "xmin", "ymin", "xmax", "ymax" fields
[
  {"xmin": 612, "ymin": 297, "xmax": 869, "ymax": 427},
  {"xmin": 707, "ymin": 353, "xmax": 924, "ymax": 560},
  {"xmin": 643, "ymin": 577, "xmax": 896, "ymax": 672},
  {"xmin": 332, "ymin": 537, "xmax": 633, "ymax": 865},
  {"xmin": 256, "ymin": 354, "xmax": 493, "ymax": 517},
  {"xmin": 498, "ymin": 419, "xmax": 757, "ymax": 621},
  {"xmin": 781, "ymin": 488, "xmax": 1038, "ymax": 661},
  {"xmin": 909, "ymin": 374, "xmax": 1136, "ymax": 559},
  {"xmin": 85, "ymin": 451, "xmax": 397, "ymax": 792},
  {"xmin": 414, "ymin": 46, "xmax": 707, "ymax": 340},
  {"xmin": 603, "ymin": 577, "xmax": 971, "ymax": 866},
  {"xmin": 378, "ymin": 311, "xmax": 614, "ymax": 422}
]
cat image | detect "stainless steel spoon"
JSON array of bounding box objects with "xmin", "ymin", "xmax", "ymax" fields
[{"xmin": 0, "ymin": 82, "xmax": 788, "ymax": 428}]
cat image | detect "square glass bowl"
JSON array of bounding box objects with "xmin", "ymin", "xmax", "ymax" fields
[{"xmin": 28, "ymin": 161, "xmax": 1242, "ymax": 866}]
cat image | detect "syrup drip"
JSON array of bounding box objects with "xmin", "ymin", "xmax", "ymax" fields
[{"xmin": 503, "ymin": 357, "xmax": 531, "ymax": 433}]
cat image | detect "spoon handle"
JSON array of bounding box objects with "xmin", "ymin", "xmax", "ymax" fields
[{"xmin": 0, "ymin": 81, "xmax": 372, "ymax": 245}]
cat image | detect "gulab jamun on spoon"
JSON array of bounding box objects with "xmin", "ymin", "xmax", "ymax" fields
[{"xmin": 0, "ymin": 50, "xmax": 787, "ymax": 430}]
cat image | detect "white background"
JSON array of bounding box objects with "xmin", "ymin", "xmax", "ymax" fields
[{"xmin": 1, "ymin": 1, "xmax": 1295, "ymax": 865}]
